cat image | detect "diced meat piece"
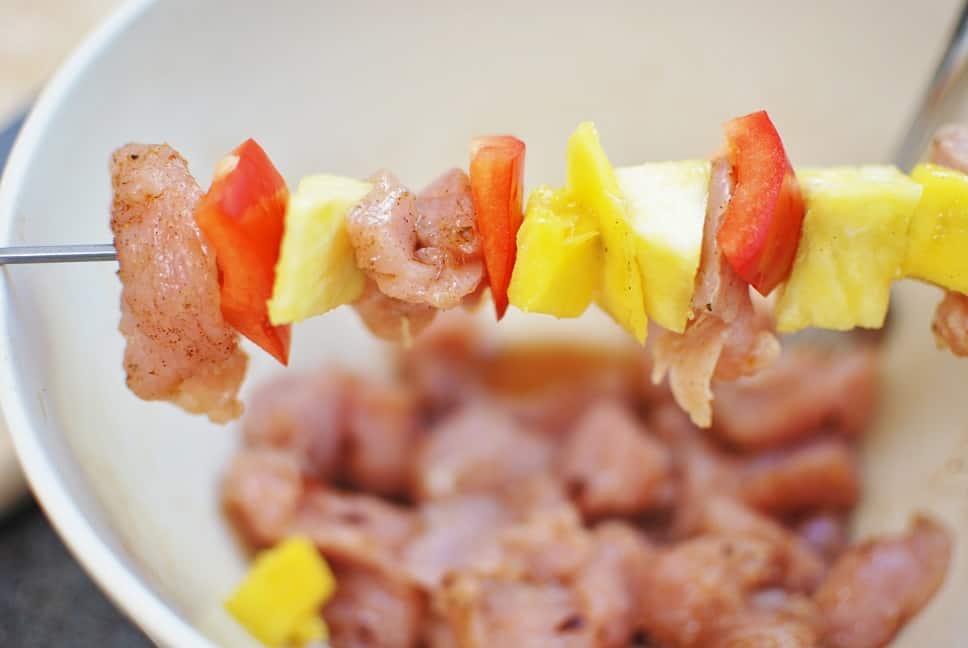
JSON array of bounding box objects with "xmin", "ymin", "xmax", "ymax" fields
[
  {"xmin": 423, "ymin": 614, "xmax": 460, "ymax": 648},
  {"xmin": 223, "ymin": 449, "xmax": 419, "ymax": 577},
  {"xmin": 796, "ymin": 513, "xmax": 849, "ymax": 565},
  {"xmin": 244, "ymin": 370, "xmax": 418, "ymax": 496},
  {"xmin": 415, "ymin": 168, "xmax": 480, "ymax": 261},
  {"xmin": 110, "ymin": 143, "xmax": 247, "ymax": 422},
  {"xmin": 323, "ymin": 563, "xmax": 423, "ymax": 648},
  {"xmin": 815, "ymin": 516, "xmax": 952, "ymax": 648},
  {"xmin": 651, "ymin": 317, "xmax": 729, "ymax": 429},
  {"xmin": 749, "ymin": 588, "xmax": 823, "ymax": 629},
  {"xmin": 242, "ymin": 370, "xmax": 351, "ymax": 479},
  {"xmin": 670, "ymin": 440, "xmax": 739, "ymax": 539},
  {"xmin": 497, "ymin": 472, "xmax": 574, "ymax": 519},
  {"xmin": 574, "ymin": 522, "xmax": 655, "ymax": 647},
  {"xmin": 402, "ymin": 495, "xmax": 511, "ymax": 589},
  {"xmin": 221, "ymin": 448, "xmax": 303, "ymax": 548},
  {"xmin": 651, "ymin": 156, "xmax": 780, "ymax": 428},
  {"xmin": 558, "ymin": 402, "xmax": 673, "ymax": 517},
  {"xmin": 343, "ymin": 379, "xmax": 420, "ymax": 496},
  {"xmin": 712, "ymin": 346, "xmax": 879, "ymax": 450},
  {"xmin": 646, "ymin": 400, "xmax": 701, "ymax": 447},
  {"xmin": 403, "ymin": 476, "xmax": 580, "ymax": 590},
  {"xmin": 701, "ymin": 611, "xmax": 820, "ymax": 648},
  {"xmin": 700, "ymin": 497, "xmax": 826, "ymax": 593},
  {"xmin": 715, "ymin": 306, "xmax": 781, "ymax": 382},
  {"xmin": 288, "ymin": 488, "xmax": 416, "ymax": 576},
  {"xmin": 353, "ymin": 279, "xmax": 437, "ymax": 343},
  {"xmin": 437, "ymin": 575, "xmax": 596, "ymax": 648},
  {"xmin": 927, "ymin": 126, "xmax": 968, "ymax": 355},
  {"xmin": 466, "ymin": 505, "xmax": 591, "ymax": 583},
  {"xmin": 478, "ymin": 344, "xmax": 643, "ymax": 434},
  {"xmin": 701, "ymin": 588, "xmax": 823, "ymax": 647},
  {"xmin": 638, "ymin": 534, "xmax": 785, "ymax": 647},
  {"xmin": 740, "ymin": 439, "xmax": 859, "ymax": 515},
  {"xmin": 690, "ymin": 157, "xmax": 746, "ymax": 326},
  {"xmin": 648, "ymin": 403, "xmax": 741, "ymax": 539},
  {"xmin": 413, "ymin": 405, "xmax": 553, "ymax": 500},
  {"xmin": 346, "ymin": 169, "xmax": 484, "ymax": 309},
  {"xmin": 932, "ymin": 290, "xmax": 968, "ymax": 356},
  {"xmin": 396, "ymin": 312, "xmax": 483, "ymax": 414}
]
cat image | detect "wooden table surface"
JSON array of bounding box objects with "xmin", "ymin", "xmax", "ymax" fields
[{"xmin": 0, "ymin": 0, "xmax": 122, "ymax": 124}]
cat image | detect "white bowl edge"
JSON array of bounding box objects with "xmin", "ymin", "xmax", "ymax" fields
[{"xmin": 0, "ymin": 0, "xmax": 216, "ymax": 645}]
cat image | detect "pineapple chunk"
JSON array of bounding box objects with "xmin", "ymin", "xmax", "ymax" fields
[
  {"xmin": 904, "ymin": 163, "xmax": 968, "ymax": 293},
  {"xmin": 616, "ymin": 160, "xmax": 711, "ymax": 333},
  {"xmin": 507, "ymin": 185, "xmax": 601, "ymax": 317},
  {"xmin": 268, "ymin": 175, "xmax": 372, "ymax": 325},
  {"xmin": 290, "ymin": 615, "xmax": 329, "ymax": 646},
  {"xmin": 775, "ymin": 166, "xmax": 921, "ymax": 332},
  {"xmin": 567, "ymin": 122, "xmax": 649, "ymax": 342},
  {"xmin": 225, "ymin": 537, "xmax": 336, "ymax": 647}
]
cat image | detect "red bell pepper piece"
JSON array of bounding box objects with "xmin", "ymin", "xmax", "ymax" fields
[
  {"xmin": 469, "ymin": 135, "xmax": 526, "ymax": 319},
  {"xmin": 195, "ymin": 138, "xmax": 291, "ymax": 364},
  {"xmin": 716, "ymin": 110, "xmax": 805, "ymax": 295}
]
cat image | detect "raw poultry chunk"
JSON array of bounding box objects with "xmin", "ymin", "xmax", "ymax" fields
[
  {"xmin": 346, "ymin": 169, "xmax": 483, "ymax": 309},
  {"xmin": 815, "ymin": 516, "xmax": 951, "ymax": 648},
  {"xmin": 573, "ymin": 522, "xmax": 655, "ymax": 647},
  {"xmin": 323, "ymin": 563, "xmax": 423, "ymax": 648},
  {"xmin": 712, "ymin": 347, "xmax": 878, "ymax": 450},
  {"xmin": 110, "ymin": 143, "xmax": 247, "ymax": 422},
  {"xmin": 637, "ymin": 534, "xmax": 785, "ymax": 646},
  {"xmin": 413, "ymin": 405, "xmax": 552, "ymax": 499},
  {"xmin": 243, "ymin": 370, "xmax": 419, "ymax": 496},
  {"xmin": 437, "ymin": 575, "xmax": 596, "ymax": 648},
  {"xmin": 740, "ymin": 439, "xmax": 859, "ymax": 515},
  {"xmin": 558, "ymin": 402, "xmax": 672, "ymax": 517}
]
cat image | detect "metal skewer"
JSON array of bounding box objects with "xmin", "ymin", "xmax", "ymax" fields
[{"xmin": 0, "ymin": 244, "xmax": 116, "ymax": 265}]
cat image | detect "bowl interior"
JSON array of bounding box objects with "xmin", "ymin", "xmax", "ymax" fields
[{"xmin": 2, "ymin": 0, "xmax": 968, "ymax": 645}]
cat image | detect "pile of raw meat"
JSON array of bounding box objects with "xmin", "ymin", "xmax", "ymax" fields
[{"xmin": 222, "ymin": 315, "xmax": 950, "ymax": 648}]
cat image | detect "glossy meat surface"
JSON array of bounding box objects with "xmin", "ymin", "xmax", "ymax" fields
[
  {"xmin": 346, "ymin": 170, "xmax": 484, "ymax": 310},
  {"xmin": 111, "ymin": 143, "xmax": 247, "ymax": 422}
]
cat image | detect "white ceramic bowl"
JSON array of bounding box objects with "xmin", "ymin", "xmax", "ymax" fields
[{"xmin": 3, "ymin": 0, "xmax": 968, "ymax": 645}]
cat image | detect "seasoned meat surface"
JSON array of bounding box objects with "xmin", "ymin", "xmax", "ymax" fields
[{"xmin": 111, "ymin": 143, "xmax": 247, "ymax": 422}]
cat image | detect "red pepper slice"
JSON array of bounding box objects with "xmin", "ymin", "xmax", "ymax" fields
[
  {"xmin": 469, "ymin": 135, "xmax": 526, "ymax": 319},
  {"xmin": 195, "ymin": 138, "xmax": 291, "ymax": 364},
  {"xmin": 717, "ymin": 110, "xmax": 805, "ymax": 295}
]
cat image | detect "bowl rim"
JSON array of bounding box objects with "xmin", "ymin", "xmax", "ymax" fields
[{"xmin": 0, "ymin": 1, "xmax": 217, "ymax": 646}]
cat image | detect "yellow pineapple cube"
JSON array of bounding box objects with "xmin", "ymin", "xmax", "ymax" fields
[
  {"xmin": 225, "ymin": 537, "xmax": 336, "ymax": 647},
  {"xmin": 268, "ymin": 175, "xmax": 371, "ymax": 325},
  {"xmin": 566, "ymin": 122, "xmax": 649, "ymax": 341},
  {"xmin": 904, "ymin": 163, "xmax": 968, "ymax": 293},
  {"xmin": 507, "ymin": 185, "xmax": 601, "ymax": 318},
  {"xmin": 615, "ymin": 160, "xmax": 711, "ymax": 333},
  {"xmin": 775, "ymin": 166, "xmax": 921, "ymax": 332}
]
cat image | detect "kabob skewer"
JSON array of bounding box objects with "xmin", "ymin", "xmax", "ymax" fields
[{"xmin": 7, "ymin": 114, "xmax": 968, "ymax": 428}]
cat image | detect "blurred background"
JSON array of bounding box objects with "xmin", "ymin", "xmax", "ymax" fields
[
  {"xmin": 1, "ymin": 4, "xmax": 152, "ymax": 647},
  {"xmin": 1, "ymin": 1, "xmax": 119, "ymax": 122}
]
